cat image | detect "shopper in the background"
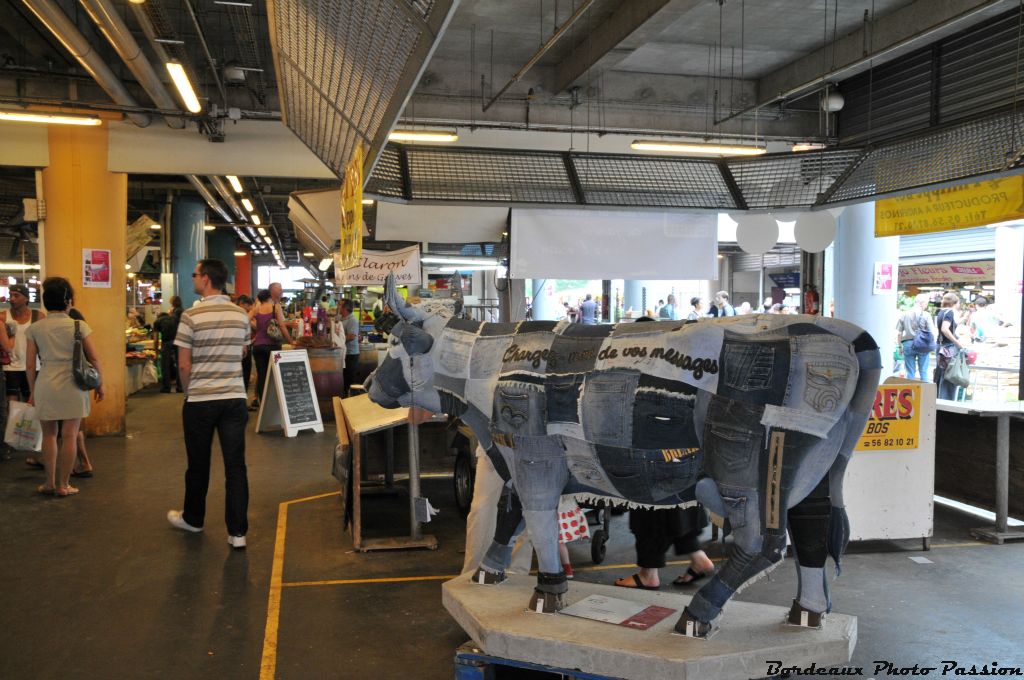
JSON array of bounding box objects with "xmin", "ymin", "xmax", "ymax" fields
[
  {"xmin": 153, "ymin": 296, "xmax": 183, "ymax": 393},
  {"xmin": 340, "ymin": 299, "xmax": 360, "ymax": 396},
  {"xmin": 659, "ymin": 294, "xmax": 677, "ymax": 320},
  {"xmin": 249, "ymin": 289, "xmax": 289, "ymax": 410},
  {"xmin": 2, "ymin": 283, "xmax": 44, "ymax": 405},
  {"xmin": 934, "ymin": 292, "xmax": 968, "ymax": 400},
  {"xmin": 579, "ymin": 294, "xmax": 598, "ymax": 325},
  {"xmin": 236, "ymin": 295, "xmax": 254, "ymax": 406},
  {"xmin": 896, "ymin": 293, "xmax": 935, "ymax": 381},
  {"xmin": 686, "ymin": 297, "xmax": 703, "ymax": 321},
  {"xmin": 713, "ymin": 291, "xmax": 736, "ymax": 317},
  {"xmin": 26, "ymin": 278, "xmax": 103, "ymax": 496},
  {"xmin": 736, "ymin": 301, "xmax": 752, "ymax": 315},
  {"xmin": 168, "ymin": 259, "xmax": 250, "ymax": 548}
]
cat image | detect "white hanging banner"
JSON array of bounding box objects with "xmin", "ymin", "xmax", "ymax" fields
[
  {"xmin": 510, "ymin": 209, "xmax": 717, "ymax": 280},
  {"xmin": 334, "ymin": 245, "xmax": 421, "ymax": 286}
]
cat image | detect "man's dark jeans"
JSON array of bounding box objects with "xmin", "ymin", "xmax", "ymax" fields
[
  {"xmin": 182, "ymin": 398, "xmax": 249, "ymax": 536},
  {"xmin": 160, "ymin": 345, "xmax": 179, "ymax": 391}
]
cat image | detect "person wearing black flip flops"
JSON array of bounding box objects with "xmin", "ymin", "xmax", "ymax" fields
[{"xmin": 612, "ymin": 316, "xmax": 715, "ymax": 591}]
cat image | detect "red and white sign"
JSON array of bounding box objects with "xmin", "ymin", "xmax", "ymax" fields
[
  {"xmin": 873, "ymin": 262, "xmax": 895, "ymax": 295},
  {"xmin": 82, "ymin": 248, "xmax": 111, "ymax": 288},
  {"xmin": 898, "ymin": 260, "xmax": 995, "ymax": 285}
]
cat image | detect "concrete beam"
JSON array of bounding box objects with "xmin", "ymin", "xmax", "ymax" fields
[
  {"xmin": 547, "ymin": 0, "xmax": 702, "ymax": 94},
  {"xmin": 757, "ymin": 0, "xmax": 1013, "ymax": 105}
]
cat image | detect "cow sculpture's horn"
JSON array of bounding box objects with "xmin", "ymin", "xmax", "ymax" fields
[
  {"xmin": 449, "ymin": 275, "xmax": 464, "ymax": 316},
  {"xmin": 383, "ymin": 272, "xmax": 425, "ymax": 323}
]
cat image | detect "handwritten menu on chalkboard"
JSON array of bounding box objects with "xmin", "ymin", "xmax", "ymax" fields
[{"xmin": 279, "ymin": 361, "xmax": 318, "ymax": 425}]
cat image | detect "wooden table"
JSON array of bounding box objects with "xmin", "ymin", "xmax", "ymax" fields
[
  {"xmin": 936, "ymin": 399, "xmax": 1024, "ymax": 544},
  {"xmin": 335, "ymin": 394, "xmax": 439, "ymax": 552}
]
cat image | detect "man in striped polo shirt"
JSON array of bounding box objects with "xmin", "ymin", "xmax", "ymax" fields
[{"xmin": 167, "ymin": 259, "xmax": 251, "ymax": 549}]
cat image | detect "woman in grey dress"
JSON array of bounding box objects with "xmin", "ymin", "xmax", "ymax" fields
[{"xmin": 26, "ymin": 278, "xmax": 104, "ymax": 496}]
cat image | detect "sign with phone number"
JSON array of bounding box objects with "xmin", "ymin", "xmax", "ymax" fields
[{"xmin": 855, "ymin": 385, "xmax": 921, "ymax": 451}]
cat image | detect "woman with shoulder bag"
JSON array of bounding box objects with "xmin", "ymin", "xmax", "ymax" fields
[
  {"xmin": 25, "ymin": 278, "xmax": 104, "ymax": 496},
  {"xmin": 934, "ymin": 292, "xmax": 968, "ymax": 400},
  {"xmin": 248, "ymin": 289, "xmax": 290, "ymax": 411}
]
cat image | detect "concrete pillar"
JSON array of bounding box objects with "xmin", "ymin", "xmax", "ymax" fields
[
  {"xmin": 531, "ymin": 278, "xmax": 561, "ymax": 320},
  {"xmin": 207, "ymin": 229, "xmax": 237, "ymax": 291},
  {"xmin": 623, "ymin": 280, "xmax": 645, "ymax": 317},
  {"xmin": 834, "ymin": 201, "xmax": 900, "ymax": 377},
  {"xmin": 172, "ymin": 197, "xmax": 206, "ymax": 307},
  {"xmin": 41, "ymin": 125, "xmax": 127, "ymax": 436}
]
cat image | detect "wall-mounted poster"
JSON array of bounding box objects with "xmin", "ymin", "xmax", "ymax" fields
[
  {"xmin": 873, "ymin": 262, "xmax": 894, "ymax": 295},
  {"xmin": 82, "ymin": 249, "xmax": 112, "ymax": 288}
]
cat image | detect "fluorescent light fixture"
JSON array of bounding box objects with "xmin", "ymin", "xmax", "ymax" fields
[
  {"xmin": 388, "ymin": 129, "xmax": 458, "ymax": 143},
  {"xmin": 318, "ymin": 258, "xmax": 332, "ymax": 271},
  {"xmin": 226, "ymin": 175, "xmax": 243, "ymax": 193},
  {"xmin": 125, "ymin": 263, "xmax": 132, "ymax": 270},
  {"xmin": 166, "ymin": 61, "xmax": 202, "ymax": 113},
  {"xmin": 0, "ymin": 111, "xmax": 101, "ymax": 126},
  {"xmin": 791, "ymin": 142, "xmax": 828, "ymax": 152},
  {"xmin": 362, "ymin": 199, "xmax": 375, "ymax": 206},
  {"xmin": 203, "ymin": 224, "xmax": 216, "ymax": 231},
  {"xmin": 250, "ymin": 214, "xmax": 261, "ymax": 226},
  {"xmin": 438, "ymin": 265, "xmax": 504, "ymax": 273},
  {"xmin": 150, "ymin": 222, "xmax": 161, "ymax": 230},
  {"xmin": 302, "ymin": 251, "xmax": 315, "ymax": 257},
  {"xmin": 421, "ymin": 257, "xmax": 498, "ymax": 266},
  {"xmin": 0, "ymin": 263, "xmax": 40, "ymax": 270},
  {"xmin": 214, "ymin": 1, "xmax": 252, "ymax": 6},
  {"xmin": 630, "ymin": 140, "xmax": 766, "ymax": 156},
  {"xmin": 234, "ymin": 250, "xmax": 247, "ymax": 257},
  {"xmin": 241, "ymin": 198, "xmax": 254, "ymax": 211},
  {"xmin": 257, "ymin": 227, "xmax": 267, "ymax": 236},
  {"xmin": 234, "ymin": 227, "xmax": 250, "ymax": 243},
  {"xmin": 264, "ymin": 236, "xmax": 273, "ymax": 244},
  {"xmin": 155, "ymin": 38, "xmax": 185, "ymax": 45},
  {"xmin": 129, "ymin": 0, "xmax": 146, "ymax": 4}
]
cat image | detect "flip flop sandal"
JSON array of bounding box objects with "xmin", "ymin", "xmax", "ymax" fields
[
  {"xmin": 25, "ymin": 458, "xmax": 45, "ymax": 470},
  {"xmin": 672, "ymin": 567, "xmax": 712, "ymax": 587},
  {"xmin": 71, "ymin": 470, "xmax": 94, "ymax": 478},
  {"xmin": 55, "ymin": 486, "xmax": 80, "ymax": 497},
  {"xmin": 614, "ymin": 574, "xmax": 660, "ymax": 591},
  {"xmin": 37, "ymin": 485, "xmax": 56, "ymax": 496}
]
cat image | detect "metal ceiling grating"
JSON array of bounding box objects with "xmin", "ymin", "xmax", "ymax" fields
[
  {"xmin": 268, "ymin": 0, "xmax": 457, "ymax": 179},
  {"xmin": 727, "ymin": 150, "xmax": 864, "ymax": 209},
  {"xmin": 365, "ymin": 145, "xmax": 406, "ymax": 198},
  {"xmin": 573, "ymin": 154, "xmax": 736, "ymax": 209},
  {"xmin": 406, "ymin": 147, "xmax": 577, "ymax": 203},
  {"xmin": 823, "ymin": 108, "xmax": 1024, "ymax": 205}
]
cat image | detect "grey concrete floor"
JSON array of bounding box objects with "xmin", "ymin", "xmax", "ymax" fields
[{"xmin": 1, "ymin": 386, "xmax": 1022, "ymax": 679}]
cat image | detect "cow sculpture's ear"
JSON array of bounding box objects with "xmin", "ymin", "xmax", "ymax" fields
[
  {"xmin": 449, "ymin": 274, "xmax": 464, "ymax": 316},
  {"xmin": 383, "ymin": 272, "xmax": 428, "ymax": 323}
]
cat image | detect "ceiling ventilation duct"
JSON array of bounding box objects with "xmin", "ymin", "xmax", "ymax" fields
[{"xmin": 267, "ymin": 0, "xmax": 459, "ymax": 178}]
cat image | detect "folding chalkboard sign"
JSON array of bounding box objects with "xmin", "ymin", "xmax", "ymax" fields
[{"xmin": 256, "ymin": 349, "xmax": 324, "ymax": 437}]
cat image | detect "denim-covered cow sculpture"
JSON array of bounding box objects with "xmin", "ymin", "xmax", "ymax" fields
[{"xmin": 365, "ymin": 275, "xmax": 881, "ymax": 638}]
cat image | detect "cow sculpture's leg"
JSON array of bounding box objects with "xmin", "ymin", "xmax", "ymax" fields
[
  {"xmin": 471, "ymin": 486, "xmax": 525, "ymax": 585},
  {"xmin": 786, "ymin": 477, "xmax": 832, "ymax": 627}
]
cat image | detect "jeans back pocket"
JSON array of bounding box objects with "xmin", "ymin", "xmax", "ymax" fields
[{"xmin": 581, "ymin": 370, "xmax": 639, "ymax": 448}]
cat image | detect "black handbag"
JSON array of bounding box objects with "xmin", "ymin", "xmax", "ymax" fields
[
  {"xmin": 910, "ymin": 313, "xmax": 937, "ymax": 353},
  {"xmin": 73, "ymin": 320, "xmax": 101, "ymax": 391}
]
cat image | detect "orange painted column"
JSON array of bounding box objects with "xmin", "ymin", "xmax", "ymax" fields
[
  {"xmin": 235, "ymin": 251, "xmax": 252, "ymax": 297},
  {"xmin": 41, "ymin": 125, "xmax": 127, "ymax": 436}
]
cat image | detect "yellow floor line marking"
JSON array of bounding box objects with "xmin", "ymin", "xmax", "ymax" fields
[
  {"xmin": 284, "ymin": 574, "xmax": 456, "ymax": 587},
  {"xmin": 259, "ymin": 490, "xmax": 339, "ymax": 680}
]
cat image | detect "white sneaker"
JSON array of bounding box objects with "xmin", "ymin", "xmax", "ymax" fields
[
  {"xmin": 167, "ymin": 510, "xmax": 203, "ymax": 533},
  {"xmin": 228, "ymin": 535, "xmax": 247, "ymax": 549}
]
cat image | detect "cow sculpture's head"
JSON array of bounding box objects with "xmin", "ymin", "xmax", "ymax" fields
[{"xmin": 364, "ymin": 273, "xmax": 462, "ymax": 414}]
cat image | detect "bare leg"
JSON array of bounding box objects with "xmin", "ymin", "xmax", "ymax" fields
[
  {"xmin": 40, "ymin": 420, "xmax": 59, "ymax": 491},
  {"xmin": 56, "ymin": 419, "xmax": 81, "ymax": 492},
  {"xmin": 74, "ymin": 431, "xmax": 92, "ymax": 473}
]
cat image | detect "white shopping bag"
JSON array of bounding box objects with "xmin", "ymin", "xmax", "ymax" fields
[{"xmin": 4, "ymin": 401, "xmax": 43, "ymax": 452}]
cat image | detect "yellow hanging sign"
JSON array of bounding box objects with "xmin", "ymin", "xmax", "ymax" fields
[
  {"xmin": 337, "ymin": 145, "xmax": 364, "ymax": 271},
  {"xmin": 874, "ymin": 176, "xmax": 1024, "ymax": 237}
]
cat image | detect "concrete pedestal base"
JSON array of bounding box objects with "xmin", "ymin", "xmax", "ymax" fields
[{"xmin": 442, "ymin": 575, "xmax": 857, "ymax": 680}]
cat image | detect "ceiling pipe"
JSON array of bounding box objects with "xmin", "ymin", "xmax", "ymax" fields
[
  {"xmin": 185, "ymin": 175, "xmax": 233, "ymax": 222},
  {"xmin": 482, "ymin": 0, "xmax": 595, "ymax": 112},
  {"xmin": 19, "ymin": 0, "xmax": 150, "ymax": 127},
  {"xmin": 77, "ymin": 0, "xmax": 184, "ymax": 128},
  {"xmin": 182, "ymin": 0, "xmax": 228, "ymax": 107},
  {"xmin": 208, "ymin": 175, "xmax": 247, "ymax": 221}
]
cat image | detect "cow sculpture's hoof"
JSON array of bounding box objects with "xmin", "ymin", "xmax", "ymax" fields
[
  {"xmin": 527, "ymin": 589, "xmax": 565, "ymax": 614},
  {"xmin": 674, "ymin": 609, "xmax": 715, "ymax": 639},
  {"xmin": 786, "ymin": 600, "xmax": 825, "ymax": 629},
  {"xmin": 471, "ymin": 568, "xmax": 507, "ymax": 586}
]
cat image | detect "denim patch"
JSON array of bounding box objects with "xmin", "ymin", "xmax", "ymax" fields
[
  {"xmin": 548, "ymin": 335, "xmax": 604, "ymax": 375},
  {"xmin": 471, "ymin": 336, "xmax": 514, "ymax": 379},
  {"xmin": 509, "ymin": 436, "xmax": 568, "ymax": 511},
  {"xmin": 703, "ymin": 396, "xmax": 764, "ymax": 489},
  {"xmin": 479, "ymin": 321, "xmax": 519, "ymax": 337},
  {"xmin": 492, "ymin": 382, "xmax": 546, "ymax": 437},
  {"xmin": 718, "ymin": 337, "xmax": 790, "ymax": 404},
  {"xmin": 446, "ymin": 317, "xmax": 482, "ymax": 333},
  {"xmin": 594, "ymin": 445, "xmax": 649, "ymax": 502},
  {"xmin": 546, "ymin": 374, "xmax": 584, "ymax": 423},
  {"xmin": 647, "ymin": 453, "xmax": 702, "ymax": 505},
  {"xmin": 437, "ymin": 329, "xmax": 476, "ymax": 379},
  {"xmin": 594, "ymin": 323, "xmax": 724, "ymax": 393},
  {"xmin": 580, "ymin": 369, "xmax": 639, "ymax": 448},
  {"xmin": 592, "ymin": 445, "xmax": 701, "ymax": 505},
  {"xmin": 563, "ymin": 438, "xmax": 620, "ymax": 496},
  {"xmin": 631, "ymin": 390, "xmax": 699, "ymax": 449},
  {"xmin": 500, "ymin": 332, "xmax": 556, "ymax": 375},
  {"xmin": 720, "ymin": 494, "xmax": 748, "ymax": 529}
]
